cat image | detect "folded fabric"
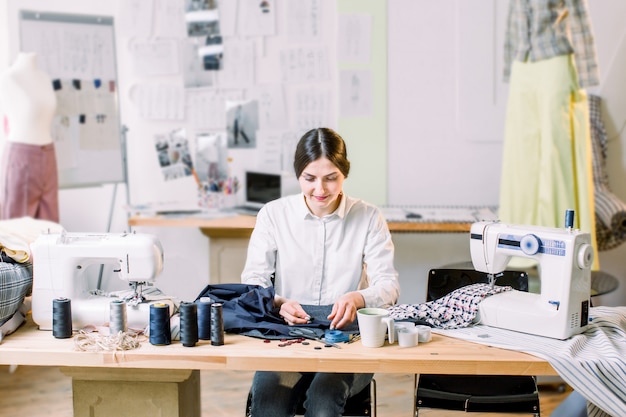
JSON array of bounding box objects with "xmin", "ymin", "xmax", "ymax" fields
[
  {"xmin": 588, "ymin": 94, "xmax": 626, "ymax": 251},
  {"xmin": 0, "ymin": 258, "xmax": 33, "ymax": 327},
  {"xmin": 0, "ymin": 217, "xmax": 64, "ymax": 263}
]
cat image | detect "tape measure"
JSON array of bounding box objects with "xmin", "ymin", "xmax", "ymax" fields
[{"xmin": 324, "ymin": 329, "xmax": 349, "ymax": 343}]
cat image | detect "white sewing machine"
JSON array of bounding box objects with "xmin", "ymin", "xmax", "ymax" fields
[
  {"xmin": 31, "ymin": 231, "xmax": 164, "ymax": 331},
  {"xmin": 469, "ymin": 219, "xmax": 593, "ymax": 339}
]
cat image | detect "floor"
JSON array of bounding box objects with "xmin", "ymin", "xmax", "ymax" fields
[{"xmin": 0, "ymin": 365, "xmax": 571, "ymax": 416}]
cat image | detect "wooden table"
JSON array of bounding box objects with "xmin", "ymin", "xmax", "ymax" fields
[
  {"xmin": 128, "ymin": 213, "xmax": 473, "ymax": 283},
  {"xmin": 1, "ymin": 317, "xmax": 556, "ymax": 416},
  {"xmin": 128, "ymin": 213, "xmax": 472, "ymax": 238}
]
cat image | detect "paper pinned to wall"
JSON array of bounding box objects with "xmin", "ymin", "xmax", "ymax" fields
[
  {"xmin": 291, "ymin": 87, "xmax": 332, "ymax": 131},
  {"xmin": 338, "ymin": 13, "xmax": 372, "ymax": 64},
  {"xmin": 129, "ymin": 39, "xmax": 180, "ymax": 76},
  {"xmin": 186, "ymin": 88, "xmax": 243, "ymax": 130},
  {"xmin": 280, "ymin": 46, "xmax": 330, "ymax": 83},
  {"xmin": 130, "ymin": 83, "xmax": 185, "ymax": 120},
  {"xmin": 256, "ymin": 130, "xmax": 283, "ymax": 173},
  {"xmin": 154, "ymin": 0, "xmax": 186, "ymax": 38},
  {"xmin": 238, "ymin": 0, "xmax": 276, "ymax": 36},
  {"xmin": 117, "ymin": 0, "xmax": 154, "ymax": 38},
  {"xmin": 286, "ymin": 0, "xmax": 322, "ymax": 43},
  {"xmin": 339, "ymin": 70, "xmax": 372, "ymax": 118},
  {"xmin": 254, "ymin": 84, "xmax": 287, "ymax": 130}
]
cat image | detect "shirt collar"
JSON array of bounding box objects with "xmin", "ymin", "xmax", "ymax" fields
[{"xmin": 299, "ymin": 192, "xmax": 348, "ymax": 220}]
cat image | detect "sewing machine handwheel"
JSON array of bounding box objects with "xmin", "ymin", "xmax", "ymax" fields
[
  {"xmin": 577, "ymin": 243, "xmax": 593, "ymax": 269},
  {"xmin": 520, "ymin": 234, "xmax": 540, "ymax": 255}
]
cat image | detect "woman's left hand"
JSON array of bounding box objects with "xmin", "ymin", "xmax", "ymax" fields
[{"xmin": 327, "ymin": 292, "xmax": 365, "ymax": 330}]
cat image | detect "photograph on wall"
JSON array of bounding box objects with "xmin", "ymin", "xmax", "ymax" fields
[
  {"xmin": 154, "ymin": 128, "xmax": 194, "ymax": 181},
  {"xmin": 194, "ymin": 131, "xmax": 228, "ymax": 183},
  {"xmin": 185, "ymin": 0, "xmax": 223, "ymax": 71},
  {"xmin": 226, "ymin": 100, "xmax": 259, "ymax": 149}
]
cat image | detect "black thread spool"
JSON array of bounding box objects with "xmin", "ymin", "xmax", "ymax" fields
[
  {"xmin": 210, "ymin": 302, "xmax": 224, "ymax": 346},
  {"xmin": 149, "ymin": 303, "xmax": 171, "ymax": 345},
  {"xmin": 52, "ymin": 297, "xmax": 72, "ymax": 339},
  {"xmin": 109, "ymin": 300, "xmax": 127, "ymax": 334},
  {"xmin": 196, "ymin": 298, "xmax": 213, "ymax": 340},
  {"xmin": 179, "ymin": 301, "xmax": 199, "ymax": 347}
]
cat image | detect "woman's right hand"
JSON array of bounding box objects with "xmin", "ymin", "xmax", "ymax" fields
[{"xmin": 276, "ymin": 297, "xmax": 310, "ymax": 325}]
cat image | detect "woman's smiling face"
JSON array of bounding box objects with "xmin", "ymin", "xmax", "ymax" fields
[{"xmin": 299, "ymin": 156, "xmax": 345, "ymax": 217}]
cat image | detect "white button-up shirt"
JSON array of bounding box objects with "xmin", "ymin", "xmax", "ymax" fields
[{"xmin": 241, "ymin": 193, "xmax": 400, "ymax": 308}]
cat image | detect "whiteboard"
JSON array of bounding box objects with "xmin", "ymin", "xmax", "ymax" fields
[{"xmin": 18, "ymin": 10, "xmax": 125, "ymax": 189}]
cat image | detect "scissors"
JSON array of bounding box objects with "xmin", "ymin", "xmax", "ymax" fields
[{"xmin": 288, "ymin": 328, "xmax": 342, "ymax": 349}]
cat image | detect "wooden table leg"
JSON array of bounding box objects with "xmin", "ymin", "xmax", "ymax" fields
[{"xmin": 61, "ymin": 368, "xmax": 200, "ymax": 417}]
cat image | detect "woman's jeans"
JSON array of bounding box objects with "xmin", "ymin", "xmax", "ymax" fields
[{"xmin": 249, "ymin": 370, "xmax": 374, "ymax": 417}]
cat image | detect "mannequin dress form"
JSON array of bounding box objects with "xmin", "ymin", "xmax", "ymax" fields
[{"xmin": 0, "ymin": 52, "xmax": 59, "ymax": 222}]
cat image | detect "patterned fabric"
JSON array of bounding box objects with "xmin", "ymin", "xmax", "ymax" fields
[
  {"xmin": 588, "ymin": 94, "xmax": 626, "ymax": 251},
  {"xmin": 387, "ymin": 283, "xmax": 512, "ymax": 329},
  {"xmin": 0, "ymin": 255, "xmax": 32, "ymax": 326},
  {"xmin": 504, "ymin": 0, "xmax": 600, "ymax": 88}
]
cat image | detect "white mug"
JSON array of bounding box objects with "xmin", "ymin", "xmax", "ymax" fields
[{"xmin": 356, "ymin": 308, "xmax": 395, "ymax": 348}]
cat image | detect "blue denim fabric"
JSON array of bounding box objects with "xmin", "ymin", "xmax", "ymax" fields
[{"xmin": 249, "ymin": 371, "xmax": 373, "ymax": 417}]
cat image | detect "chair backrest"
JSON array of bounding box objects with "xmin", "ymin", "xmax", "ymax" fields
[{"xmin": 426, "ymin": 268, "xmax": 528, "ymax": 302}]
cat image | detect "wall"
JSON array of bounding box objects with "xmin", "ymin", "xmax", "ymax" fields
[
  {"xmin": 1, "ymin": 1, "xmax": 625, "ymax": 306},
  {"xmin": 387, "ymin": 0, "xmax": 626, "ymax": 306}
]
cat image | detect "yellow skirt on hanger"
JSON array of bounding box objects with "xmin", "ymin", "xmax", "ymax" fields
[{"xmin": 499, "ymin": 54, "xmax": 599, "ymax": 270}]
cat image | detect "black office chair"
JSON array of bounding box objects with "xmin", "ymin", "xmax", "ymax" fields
[
  {"xmin": 245, "ymin": 379, "xmax": 376, "ymax": 416},
  {"xmin": 414, "ymin": 268, "xmax": 540, "ymax": 416}
]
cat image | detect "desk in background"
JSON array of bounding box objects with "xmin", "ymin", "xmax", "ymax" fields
[
  {"xmin": 128, "ymin": 212, "xmax": 478, "ymax": 284},
  {"xmin": 1, "ymin": 316, "xmax": 556, "ymax": 417}
]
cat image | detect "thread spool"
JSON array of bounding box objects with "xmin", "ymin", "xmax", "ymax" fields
[
  {"xmin": 196, "ymin": 297, "xmax": 213, "ymax": 340},
  {"xmin": 565, "ymin": 209, "xmax": 575, "ymax": 229},
  {"xmin": 179, "ymin": 301, "xmax": 199, "ymax": 347},
  {"xmin": 210, "ymin": 302, "xmax": 224, "ymax": 346},
  {"xmin": 325, "ymin": 329, "xmax": 349, "ymax": 343},
  {"xmin": 52, "ymin": 298, "xmax": 72, "ymax": 339},
  {"xmin": 109, "ymin": 300, "xmax": 127, "ymax": 334},
  {"xmin": 149, "ymin": 303, "xmax": 171, "ymax": 345}
]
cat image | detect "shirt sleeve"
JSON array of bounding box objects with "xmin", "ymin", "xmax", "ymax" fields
[
  {"xmin": 567, "ymin": 0, "xmax": 600, "ymax": 88},
  {"xmin": 357, "ymin": 208, "xmax": 400, "ymax": 308},
  {"xmin": 240, "ymin": 207, "xmax": 277, "ymax": 289},
  {"xmin": 502, "ymin": 0, "xmax": 517, "ymax": 83}
]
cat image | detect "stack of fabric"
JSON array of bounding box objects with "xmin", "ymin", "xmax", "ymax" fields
[
  {"xmin": 0, "ymin": 217, "xmax": 64, "ymax": 341},
  {"xmin": 589, "ymin": 94, "xmax": 626, "ymax": 251}
]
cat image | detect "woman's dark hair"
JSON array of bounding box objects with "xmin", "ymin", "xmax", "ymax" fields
[{"xmin": 293, "ymin": 128, "xmax": 350, "ymax": 178}]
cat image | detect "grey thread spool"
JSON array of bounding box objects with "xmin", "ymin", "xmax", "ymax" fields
[
  {"xmin": 52, "ymin": 297, "xmax": 72, "ymax": 339},
  {"xmin": 109, "ymin": 300, "xmax": 127, "ymax": 334},
  {"xmin": 197, "ymin": 298, "xmax": 213, "ymax": 340},
  {"xmin": 210, "ymin": 302, "xmax": 224, "ymax": 346}
]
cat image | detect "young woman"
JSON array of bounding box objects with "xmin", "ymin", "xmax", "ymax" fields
[{"xmin": 242, "ymin": 127, "xmax": 399, "ymax": 416}]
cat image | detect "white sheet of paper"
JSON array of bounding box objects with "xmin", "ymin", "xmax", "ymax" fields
[
  {"xmin": 239, "ymin": 0, "xmax": 276, "ymax": 36},
  {"xmin": 154, "ymin": 0, "xmax": 186, "ymax": 38},
  {"xmin": 185, "ymin": 88, "xmax": 244, "ymax": 130},
  {"xmin": 338, "ymin": 13, "xmax": 372, "ymax": 63},
  {"xmin": 253, "ymin": 84, "xmax": 287, "ymax": 130},
  {"xmin": 117, "ymin": 0, "xmax": 154, "ymax": 38},
  {"xmin": 339, "ymin": 70, "xmax": 372, "ymax": 118},
  {"xmin": 130, "ymin": 40, "xmax": 179, "ymax": 76},
  {"xmin": 280, "ymin": 46, "xmax": 330, "ymax": 83},
  {"xmin": 256, "ymin": 130, "xmax": 283, "ymax": 173},
  {"xmin": 286, "ymin": 0, "xmax": 322, "ymax": 42},
  {"xmin": 131, "ymin": 83, "xmax": 185, "ymax": 120}
]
